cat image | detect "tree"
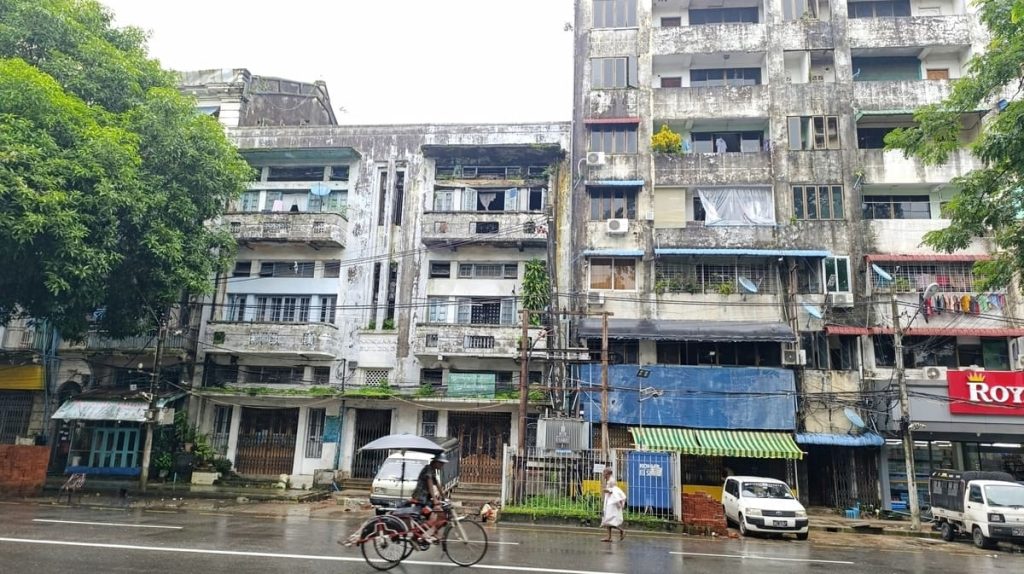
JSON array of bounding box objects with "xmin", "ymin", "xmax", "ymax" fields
[
  {"xmin": 0, "ymin": 0, "xmax": 252, "ymax": 338},
  {"xmin": 885, "ymin": 0, "xmax": 1024, "ymax": 289}
]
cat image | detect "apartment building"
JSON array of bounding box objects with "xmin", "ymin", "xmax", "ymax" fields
[{"xmin": 571, "ymin": 0, "xmax": 1018, "ymax": 507}]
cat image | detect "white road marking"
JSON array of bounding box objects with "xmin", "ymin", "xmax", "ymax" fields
[
  {"xmin": 670, "ymin": 551, "xmax": 855, "ymax": 565},
  {"xmin": 0, "ymin": 537, "xmax": 618, "ymax": 574},
  {"xmin": 32, "ymin": 519, "xmax": 182, "ymax": 530}
]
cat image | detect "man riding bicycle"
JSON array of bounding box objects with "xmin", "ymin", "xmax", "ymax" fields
[{"xmin": 410, "ymin": 454, "xmax": 447, "ymax": 541}]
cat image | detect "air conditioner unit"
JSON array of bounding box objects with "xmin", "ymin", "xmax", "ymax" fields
[
  {"xmin": 606, "ymin": 218, "xmax": 629, "ymax": 234},
  {"xmin": 828, "ymin": 292, "xmax": 854, "ymax": 308},
  {"xmin": 587, "ymin": 292, "xmax": 605, "ymax": 306},
  {"xmin": 535, "ymin": 419, "xmax": 592, "ymax": 452},
  {"xmin": 924, "ymin": 366, "xmax": 946, "ymax": 380},
  {"xmin": 782, "ymin": 348, "xmax": 807, "ymax": 366},
  {"xmin": 586, "ymin": 151, "xmax": 606, "ymax": 166}
]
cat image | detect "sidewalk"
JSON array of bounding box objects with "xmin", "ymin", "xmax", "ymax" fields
[{"xmin": 807, "ymin": 508, "xmax": 939, "ymax": 538}]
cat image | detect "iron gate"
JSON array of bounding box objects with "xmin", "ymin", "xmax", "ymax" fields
[
  {"xmin": 351, "ymin": 409, "xmax": 393, "ymax": 479},
  {"xmin": 0, "ymin": 391, "xmax": 33, "ymax": 444},
  {"xmin": 449, "ymin": 411, "xmax": 510, "ymax": 484},
  {"xmin": 235, "ymin": 408, "xmax": 298, "ymax": 476}
]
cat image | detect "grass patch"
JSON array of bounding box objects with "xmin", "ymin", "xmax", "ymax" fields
[{"xmin": 501, "ymin": 494, "xmax": 675, "ymax": 528}]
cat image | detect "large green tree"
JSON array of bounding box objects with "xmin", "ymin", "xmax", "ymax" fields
[
  {"xmin": 0, "ymin": 0, "xmax": 251, "ymax": 338},
  {"xmin": 885, "ymin": 0, "xmax": 1024, "ymax": 289}
]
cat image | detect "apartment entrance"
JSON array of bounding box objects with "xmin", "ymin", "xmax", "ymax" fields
[
  {"xmin": 351, "ymin": 409, "xmax": 393, "ymax": 479},
  {"xmin": 235, "ymin": 407, "xmax": 298, "ymax": 476},
  {"xmin": 448, "ymin": 412, "xmax": 511, "ymax": 484}
]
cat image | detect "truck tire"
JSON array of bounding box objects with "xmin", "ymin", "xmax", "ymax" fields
[
  {"xmin": 796, "ymin": 532, "xmax": 809, "ymax": 541},
  {"xmin": 738, "ymin": 514, "xmax": 749, "ymax": 537},
  {"xmin": 972, "ymin": 526, "xmax": 994, "ymax": 549},
  {"xmin": 940, "ymin": 522, "xmax": 955, "ymax": 542}
]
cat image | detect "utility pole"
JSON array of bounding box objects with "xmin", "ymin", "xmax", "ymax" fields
[
  {"xmin": 517, "ymin": 308, "xmax": 531, "ymax": 455},
  {"xmin": 139, "ymin": 317, "xmax": 167, "ymax": 492},
  {"xmin": 892, "ymin": 289, "xmax": 920, "ymax": 529},
  {"xmin": 600, "ymin": 311, "xmax": 609, "ymax": 460}
]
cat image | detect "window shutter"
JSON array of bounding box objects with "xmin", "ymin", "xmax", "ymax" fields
[
  {"xmin": 457, "ymin": 298, "xmax": 472, "ymax": 324},
  {"xmin": 500, "ymin": 298, "xmax": 516, "ymax": 326},
  {"xmin": 462, "ymin": 187, "xmax": 477, "ymax": 211},
  {"xmin": 505, "ymin": 188, "xmax": 519, "ymax": 211}
]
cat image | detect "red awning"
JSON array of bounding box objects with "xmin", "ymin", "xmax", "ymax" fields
[
  {"xmin": 583, "ymin": 117, "xmax": 642, "ymax": 125},
  {"xmin": 865, "ymin": 254, "xmax": 990, "ymax": 263},
  {"xmin": 825, "ymin": 325, "xmax": 871, "ymax": 336},
  {"xmin": 871, "ymin": 327, "xmax": 1024, "ymax": 337}
]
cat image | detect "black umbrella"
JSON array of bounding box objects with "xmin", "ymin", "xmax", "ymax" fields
[{"xmin": 359, "ymin": 433, "xmax": 445, "ymax": 454}]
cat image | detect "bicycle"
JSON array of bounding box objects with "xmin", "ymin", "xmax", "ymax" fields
[{"xmin": 347, "ymin": 500, "xmax": 488, "ymax": 570}]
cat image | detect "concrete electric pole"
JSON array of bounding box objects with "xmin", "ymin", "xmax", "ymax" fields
[{"xmin": 891, "ymin": 287, "xmax": 921, "ymax": 530}]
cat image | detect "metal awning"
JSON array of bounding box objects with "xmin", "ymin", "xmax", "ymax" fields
[
  {"xmin": 585, "ymin": 180, "xmax": 645, "ymax": 187},
  {"xmin": 656, "ymin": 248, "xmax": 830, "ymax": 258},
  {"xmin": 578, "ymin": 318, "xmax": 797, "ymax": 343},
  {"xmin": 51, "ymin": 400, "xmax": 149, "ymax": 422},
  {"xmin": 795, "ymin": 433, "xmax": 885, "ymax": 447},
  {"xmin": 630, "ymin": 428, "xmax": 803, "ymax": 459}
]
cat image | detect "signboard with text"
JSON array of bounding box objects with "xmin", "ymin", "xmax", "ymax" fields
[
  {"xmin": 947, "ymin": 370, "xmax": 1024, "ymax": 415},
  {"xmin": 447, "ymin": 373, "xmax": 497, "ymax": 398}
]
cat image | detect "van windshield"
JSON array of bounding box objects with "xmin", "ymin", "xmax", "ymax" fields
[
  {"xmin": 377, "ymin": 459, "xmax": 426, "ymax": 481},
  {"xmin": 740, "ymin": 482, "xmax": 794, "ymax": 499},
  {"xmin": 985, "ymin": 485, "xmax": 1024, "ymax": 508}
]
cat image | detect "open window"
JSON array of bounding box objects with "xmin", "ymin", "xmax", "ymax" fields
[{"xmin": 694, "ymin": 187, "xmax": 775, "ymax": 226}]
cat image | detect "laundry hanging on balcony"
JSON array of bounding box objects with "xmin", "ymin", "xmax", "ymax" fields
[{"xmin": 697, "ymin": 187, "xmax": 774, "ymax": 226}]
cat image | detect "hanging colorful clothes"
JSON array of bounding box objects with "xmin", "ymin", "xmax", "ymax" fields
[{"xmin": 961, "ymin": 294, "xmax": 972, "ymax": 313}]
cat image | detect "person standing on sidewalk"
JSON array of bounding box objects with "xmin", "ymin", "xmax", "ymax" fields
[{"xmin": 600, "ymin": 467, "xmax": 626, "ymax": 542}]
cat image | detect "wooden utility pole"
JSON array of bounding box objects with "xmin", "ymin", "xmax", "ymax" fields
[
  {"xmin": 517, "ymin": 308, "xmax": 531, "ymax": 455},
  {"xmin": 600, "ymin": 311, "xmax": 610, "ymax": 459},
  {"xmin": 891, "ymin": 289, "xmax": 920, "ymax": 529},
  {"xmin": 139, "ymin": 318, "xmax": 167, "ymax": 493}
]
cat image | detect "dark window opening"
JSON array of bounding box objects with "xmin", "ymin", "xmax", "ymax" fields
[
  {"xmin": 873, "ymin": 337, "xmax": 1009, "ymax": 370},
  {"xmin": 689, "ymin": 7, "xmax": 759, "ymax": 25},
  {"xmin": 328, "ymin": 165, "xmax": 350, "ymax": 181},
  {"xmin": 848, "ymin": 0, "xmax": 911, "ymax": 19},
  {"xmin": 376, "ymin": 168, "xmax": 388, "ymax": 226},
  {"xmin": 587, "ymin": 339, "xmax": 640, "ymax": 364},
  {"xmin": 392, "ymin": 171, "xmax": 405, "ymax": 225},
  {"xmin": 690, "ymin": 68, "xmax": 762, "ymax": 87},
  {"xmin": 851, "ymin": 57, "xmax": 921, "ymax": 82},
  {"xmin": 655, "ymin": 341, "xmax": 782, "ymax": 367},
  {"xmin": 233, "ymin": 261, "xmax": 252, "ymax": 278},
  {"xmin": 862, "ymin": 195, "xmax": 931, "ymax": 220},
  {"xmin": 430, "ymin": 262, "xmax": 451, "ymax": 278},
  {"xmin": 529, "ymin": 187, "xmax": 544, "ymax": 211},
  {"xmin": 267, "ymin": 166, "xmax": 324, "ymax": 182},
  {"xmin": 661, "ymin": 16, "xmax": 682, "ymax": 27},
  {"xmin": 589, "ymin": 186, "xmax": 639, "ymax": 220},
  {"xmin": 660, "ymin": 76, "xmax": 683, "ymax": 88},
  {"xmin": 857, "ymin": 127, "xmax": 899, "ymax": 149},
  {"xmin": 369, "ymin": 262, "xmax": 382, "ymax": 326},
  {"xmin": 692, "ymin": 131, "xmax": 765, "ymax": 153},
  {"xmin": 473, "ymin": 221, "xmax": 499, "ymax": 234},
  {"xmin": 385, "ymin": 262, "xmax": 398, "ymax": 323},
  {"xmin": 323, "ymin": 261, "xmax": 341, "ymax": 278}
]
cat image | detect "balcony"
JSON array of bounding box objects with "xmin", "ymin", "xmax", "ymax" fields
[
  {"xmin": 853, "ymin": 80, "xmax": 953, "ymax": 111},
  {"xmin": 420, "ymin": 212, "xmax": 548, "ymax": 248},
  {"xmin": 204, "ymin": 322, "xmax": 340, "ymax": 359},
  {"xmin": 847, "ymin": 16, "xmax": 972, "ymax": 50},
  {"xmin": 224, "ymin": 212, "xmax": 346, "ymax": 248},
  {"xmin": 412, "ymin": 324, "xmax": 546, "ymax": 359},
  {"xmin": 858, "ymin": 149, "xmax": 982, "ymax": 185},
  {"xmin": 654, "ymin": 152, "xmax": 771, "ymax": 186},
  {"xmin": 1, "ymin": 326, "xmax": 43, "ymax": 352},
  {"xmin": 62, "ymin": 332, "xmax": 188, "ymax": 353},
  {"xmin": 865, "ymin": 219, "xmax": 991, "ymax": 256},
  {"xmin": 776, "ymin": 18, "xmax": 834, "ymax": 51},
  {"xmin": 652, "ymin": 226, "xmax": 783, "ymax": 251},
  {"xmin": 652, "ymin": 23, "xmax": 766, "ymax": 55},
  {"xmin": 587, "ymin": 89, "xmax": 641, "ymax": 119},
  {"xmin": 653, "ymin": 86, "xmax": 767, "ymax": 119},
  {"xmin": 585, "ymin": 154, "xmax": 644, "ymax": 182}
]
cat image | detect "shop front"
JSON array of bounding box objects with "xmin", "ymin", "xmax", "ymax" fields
[{"xmin": 879, "ymin": 370, "xmax": 1024, "ymax": 511}]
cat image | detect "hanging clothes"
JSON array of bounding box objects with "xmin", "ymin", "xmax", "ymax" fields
[{"xmin": 961, "ymin": 294, "xmax": 972, "ymax": 313}]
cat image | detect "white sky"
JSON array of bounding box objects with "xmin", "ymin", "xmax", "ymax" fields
[{"xmin": 101, "ymin": 0, "xmax": 575, "ymax": 125}]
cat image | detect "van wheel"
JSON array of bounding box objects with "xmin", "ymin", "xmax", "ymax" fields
[
  {"xmin": 723, "ymin": 506, "xmax": 733, "ymax": 527},
  {"xmin": 796, "ymin": 532, "xmax": 809, "ymax": 541},
  {"xmin": 738, "ymin": 514, "xmax": 749, "ymax": 537},
  {"xmin": 940, "ymin": 522, "xmax": 955, "ymax": 542},
  {"xmin": 973, "ymin": 526, "xmax": 994, "ymax": 549}
]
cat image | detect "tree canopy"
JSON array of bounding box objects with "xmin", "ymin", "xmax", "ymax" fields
[
  {"xmin": 885, "ymin": 0, "xmax": 1024, "ymax": 289},
  {"xmin": 0, "ymin": 0, "xmax": 251, "ymax": 338}
]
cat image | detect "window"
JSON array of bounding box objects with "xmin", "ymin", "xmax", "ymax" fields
[
  {"xmin": 247, "ymin": 366, "xmax": 303, "ymax": 384},
  {"xmin": 240, "ymin": 191, "xmax": 260, "ymax": 212},
  {"xmin": 690, "ymin": 68, "xmax": 762, "ymax": 87},
  {"xmin": 824, "ymin": 257, "xmax": 851, "ymax": 293},
  {"xmin": 660, "ymin": 76, "xmax": 682, "ymax": 88},
  {"xmin": 259, "ymin": 261, "xmax": 315, "ymax": 278},
  {"xmin": 312, "ymin": 367, "xmax": 331, "ymax": 385},
  {"xmin": 323, "ymin": 261, "xmax": 341, "ymax": 278},
  {"xmin": 857, "ymin": 127, "xmax": 899, "ymax": 149},
  {"xmin": 427, "ymin": 297, "xmax": 448, "ymax": 323},
  {"xmin": 226, "ymin": 294, "xmax": 248, "ymax": 322},
  {"xmin": 305, "ymin": 408, "xmax": 326, "ymax": 459},
  {"xmin": 782, "ymin": 0, "xmax": 818, "ymax": 20},
  {"xmin": 593, "ymin": 0, "xmax": 637, "ymax": 28},
  {"xmin": 590, "ymin": 258, "xmax": 637, "ymax": 290},
  {"xmin": 328, "ymin": 165, "xmax": 349, "ymax": 181},
  {"xmin": 319, "ymin": 296, "xmax": 336, "ymax": 323},
  {"xmin": 255, "ymin": 296, "xmax": 311, "ymax": 322},
  {"xmin": 211, "ymin": 405, "xmax": 232, "ymax": 455},
  {"xmin": 377, "ymin": 168, "xmax": 389, "ymax": 226},
  {"xmin": 267, "ymin": 166, "xmax": 325, "ymax": 182},
  {"xmin": 862, "ymin": 195, "xmax": 931, "ymax": 220},
  {"xmin": 873, "ymin": 337, "xmax": 1009, "ymax": 370},
  {"xmin": 589, "ymin": 125, "xmax": 639, "ymax": 154},
  {"xmin": 661, "ymin": 16, "xmax": 682, "ymax": 27},
  {"xmin": 656, "ymin": 259, "xmax": 779, "ymax": 294},
  {"xmin": 788, "ymin": 116, "xmax": 841, "ymax": 150},
  {"xmin": 233, "ymin": 261, "xmax": 252, "ymax": 278},
  {"xmin": 433, "ymin": 189, "xmax": 454, "ymax": 211},
  {"xmin": 656, "ymin": 341, "xmax": 782, "ymax": 366},
  {"xmin": 589, "ymin": 187, "xmax": 638, "ymax": 220},
  {"xmin": 587, "ymin": 339, "xmax": 640, "ymax": 364},
  {"xmin": 850, "ymin": 57, "xmax": 921, "ymax": 82},
  {"xmin": 457, "ymin": 263, "xmax": 518, "ymax": 279},
  {"xmin": 455, "ymin": 298, "xmax": 516, "ymax": 326},
  {"xmin": 793, "ymin": 185, "xmax": 844, "ymax": 220},
  {"xmin": 430, "ymin": 262, "xmax": 451, "ymax": 278},
  {"xmin": 969, "ymin": 484, "xmax": 984, "ymax": 503},
  {"xmin": 868, "ymin": 262, "xmax": 978, "ymax": 292},
  {"xmin": 692, "ymin": 131, "xmax": 765, "ymax": 153},
  {"xmin": 848, "ymin": 0, "xmax": 911, "ymax": 18},
  {"xmin": 420, "ymin": 410, "xmax": 439, "ymax": 437},
  {"xmin": 689, "ymin": 7, "xmax": 759, "ymax": 24},
  {"xmin": 471, "ymin": 188, "xmax": 517, "ymax": 212},
  {"xmin": 592, "ymin": 57, "xmax": 639, "ymax": 89}
]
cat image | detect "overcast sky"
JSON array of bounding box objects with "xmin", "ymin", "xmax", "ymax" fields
[{"xmin": 101, "ymin": 0, "xmax": 575, "ymax": 125}]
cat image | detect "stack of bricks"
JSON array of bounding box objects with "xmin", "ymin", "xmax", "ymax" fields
[
  {"xmin": 0, "ymin": 445, "xmax": 50, "ymax": 497},
  {"xmin": 681, "ymin": 492, "xmax": 728, "ymax": 536}
]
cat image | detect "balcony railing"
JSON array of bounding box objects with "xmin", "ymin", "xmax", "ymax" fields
[
  {"xmin": 858, "ymin": 149, "xmax": 982, "ymax": 185},
  {"xmin": 1, "ymin": 327, "xmax": 44, "ymax": 351},
  {"xmin": 652, "ymin": 23, "xmax": 767, "ymax": 55},
  {"xmin": 847, "ymin": 15, "xmax": 972, "ymax": 50},
  {"xmin": 205, "ymin": 321, "xmax": 340, "ymax": 358},
  {"xmin": 420, "ymin": 212, "xmax": 548, "ymax": 247},
  {"xmin": 653, "ymin": 85, "xmax": 767, "ymax": 119},
  {"xmin": 412, "ymin": 324, "xmax": 547, "ymax": 358},
  {"xmin": 654, "ymin": 152, "xmax": 771, "ymax": 186},
  {"xmin": 60, "ymin": 332, "xmax": 188, "ymax": 352},
  {"xmin": 853, "ymin": 80, "xmax": 953, "ymax": 111},
  {"xmin": 224, "ymin": 212, "xmax": 346, "ymax": 247}
]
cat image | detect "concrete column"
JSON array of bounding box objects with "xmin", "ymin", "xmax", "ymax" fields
[{"xmin": 226, "ymin": 404, "xmax": 242, "ymax": 466}]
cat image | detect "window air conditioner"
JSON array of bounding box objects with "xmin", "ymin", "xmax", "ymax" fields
[
  {"xmin": 828, "ymin": 292, "xmax": 854, "ymax": 308},
  {"xmin": 782, "ymin": 349, "xmax": 807, "ymax": 366},
  {"xmin": 606, "ymin": 218, "xmax": 629, "ymax": 234},
  {"xmin": 586, "ymin": 152, "xmax": 606, "ymax": 166}
]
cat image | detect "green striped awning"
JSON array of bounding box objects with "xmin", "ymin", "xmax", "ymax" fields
[
  {"xmin": 692, "ymin": 430, "xmax": 804, "ymax": 460},
  {"xmin": 630, "ymin": 427, "xmax": 700, "ymax": 452}
]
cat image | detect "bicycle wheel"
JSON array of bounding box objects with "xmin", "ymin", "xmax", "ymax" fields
[
  {"xmin": 442, "ymin": 518, "xmax": 488, "ymax": 567},
  {"xmin": 360, "ymin": 515, "xmax": 409, "ymax": 571}
]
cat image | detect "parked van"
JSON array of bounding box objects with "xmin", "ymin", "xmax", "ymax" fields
[
  {"xmin": 930, "ymin": 469, "xmax": 1024, "ymax": 549},
  {"xmin": 721, "ymin": 476, "xmax": 809, "ymax": 540},
  {"xmin": 369, "ymin": 437, "xmax": 460, "ymax": 511}
]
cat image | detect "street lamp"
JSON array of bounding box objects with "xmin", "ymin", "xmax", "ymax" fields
[{"xmin": 635, "ymin": 368, "xmax": 661, "ymax": 430}]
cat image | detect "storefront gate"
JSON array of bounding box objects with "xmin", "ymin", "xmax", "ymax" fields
[
  {"xmin": 449, "ymin": 412, "xmax": 510, "ymax": 484},
  {"xmin": 0, "ymin": 391, "xmax": 33, "ymax": 444},
  {"xmin": 351, "ymin": 409, "xmax": 393, "ymax": 479},
  {"xmin": 235, "ymin": 408, "xmax": 298, "ymax": 476}
]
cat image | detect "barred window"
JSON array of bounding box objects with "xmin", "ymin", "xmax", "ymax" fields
[
  {"xmin": 869, "ymin": 262, "xmax": 980, "ymax": 293},
  {"xmin": 305, "ymin": 408, "xmax": 326, "ymax": 458},
  {"xmin": 655, "ymin": 259, "xmax": 777, "ymax": 294}
]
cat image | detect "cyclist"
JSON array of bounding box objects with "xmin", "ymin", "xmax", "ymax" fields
[{"xmin": 411, "ymin": 454, "xmax": 448, "ymax": 541}]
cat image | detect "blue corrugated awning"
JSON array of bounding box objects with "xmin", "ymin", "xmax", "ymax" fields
[
  {"xmin": 656, "ymin": 248, "xmax": 830, "ymax": 258},
  {"xmin": 583, "ymin": 249, "xmax": 644, "ymax": 257},
  {"xmin": 585, "ymin": 180, "xmax": 645, "ymax": 187},
  {"xmin": 795, "ymin": 433, "xmax": 885, "ymax": 447}
]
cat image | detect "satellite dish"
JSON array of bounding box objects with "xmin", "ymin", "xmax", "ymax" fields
[
  {"xmin": 737, "ymin": 276, "xmax": 759, "ymax": 294},
  {"xmin": 310, "ymin": 182, "xmax": 331, "ymax": 197},
  {"xmin": 871, "ymin": 264, "xmax": 892, "ymax": 282},
  {"xmin": 844, "ymin": 407, "xmax": 866, "ymax": 430},
  {"xmin": 802, "ymin": 303, "xmax": 823, "ymax": 320}
]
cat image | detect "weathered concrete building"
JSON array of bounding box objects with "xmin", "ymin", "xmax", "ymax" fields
[{"xmin": 572, "ymin": 0, "xmax": 1021, "ymax": 508}]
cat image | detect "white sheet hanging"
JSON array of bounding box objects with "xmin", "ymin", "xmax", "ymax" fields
[{"xmin": 697, "ymin": 187, "xmax": 775, "ymax": 226}]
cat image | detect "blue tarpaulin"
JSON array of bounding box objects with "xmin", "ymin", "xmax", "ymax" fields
[
  {"xmin": 580, "ymin": 364, "xmax": 796, "ymax": 430},
  {"xmin": 795, "ymin": 433, "xmax": 885, "ymax": 447}
]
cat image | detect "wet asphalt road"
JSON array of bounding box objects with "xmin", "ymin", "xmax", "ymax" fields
[{"xmin": 0, "ymin": 501, "xmax": 1022, "ymax": 574}]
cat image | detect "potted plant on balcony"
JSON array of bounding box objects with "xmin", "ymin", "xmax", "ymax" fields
[{"xmin": 651, "ymin": 124, "xmax": 683, "ymax": 154}]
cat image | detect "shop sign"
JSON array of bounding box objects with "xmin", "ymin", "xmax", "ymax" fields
[{"xmin": 947, "ymin": 371, "xmax": 1024, "ymax": 415}]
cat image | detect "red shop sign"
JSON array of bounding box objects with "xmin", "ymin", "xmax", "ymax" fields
[{"xmin": 947, "ymin": 371, "xmax": 1024, "ymax": 415}]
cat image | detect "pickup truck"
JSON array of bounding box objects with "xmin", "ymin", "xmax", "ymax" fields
[{"xmin": 929, "ymin": 469, "xmax": 1024, "ymax": 549}]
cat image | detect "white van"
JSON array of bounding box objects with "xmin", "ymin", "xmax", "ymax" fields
[
  {"xmin": 930, "ymin": 469, "xmax": 1024, "ymax": 549},
  {"xmin": 721, "ymin": 476, "xmax": 809, "ymax": 539},
  {"xmin": 369, "ymin": 438, "xmax": 460, "ymax": 511}
]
